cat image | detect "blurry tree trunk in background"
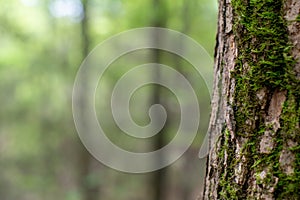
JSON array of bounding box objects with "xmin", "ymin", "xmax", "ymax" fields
[
  {"xmin": 202, "ymin": 0, "xmax": 300, "ymax": 199},
  {"xmin": 78, "ymin": 0, "xmax": 101, "ymax": 200},
  {"xmin": 171, "ymin": 1, "xmax": 204, "ymax": 199},
  {"xmin": 150, "ymin": 0, "xmax": 168, "ymax": 199}
]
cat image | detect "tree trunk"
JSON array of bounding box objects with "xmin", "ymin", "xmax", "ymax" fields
[
  {"xmin": 78, "ymin": 1, "xmax": 101, "ymax": 200},
  {"xmin": 202, "ymin": 0, "xmax": 300, "ymax": 199},
  {"xmin": 150, "ymin": 0, "xmax": 168, "ymax": 199}
]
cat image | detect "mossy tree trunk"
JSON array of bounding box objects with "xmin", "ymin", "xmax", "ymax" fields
[{"xmin": 202, "ymin": 0, "xmax": 300, "ymax": 199}]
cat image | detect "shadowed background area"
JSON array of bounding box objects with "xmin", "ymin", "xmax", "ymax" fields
[{"xmin": 0, "ymin": 0, "xmax": 217, "ymax": 199}]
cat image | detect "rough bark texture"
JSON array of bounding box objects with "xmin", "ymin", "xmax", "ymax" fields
[{"xmin": 202, "ymin": 0, "xmax": 300, "ymax": 199}]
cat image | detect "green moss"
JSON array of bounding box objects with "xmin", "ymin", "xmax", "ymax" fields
[
  {"xmin": 218, "ymin": 129, "xmax": 240, "ymax": 199},
  {"xmin": 296, "ymin": 14, "xmax": 300, "ymax": 22},
  {"xmin": 232, "ymin": 0, "xmax": 298, "ymax": 92},
  {"xmin": 216, "ymin": 0, "xmax": 300, "ymax": 198},
  {"xmin": 274, "ymin": 94, "xmax": 300, "ymax": 198},
  {"xmin": 281, "ymin": 95, "xmax": 300, "ymax": 138},
  {"xmin": 219, "ymin": 182, "xmax": 239, "ymax": 200}
]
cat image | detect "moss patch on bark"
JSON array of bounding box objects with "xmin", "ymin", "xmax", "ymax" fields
[{"xmin": 217, "ymin": 0, "xmax": 300, "ymax": 199}]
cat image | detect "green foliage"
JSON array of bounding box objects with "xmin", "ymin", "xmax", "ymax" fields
[{"xmin": 0, "ymin": 0, "xmax": 217, "ymax": 199}]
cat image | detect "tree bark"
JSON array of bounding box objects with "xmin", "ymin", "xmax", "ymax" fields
[
  {"xmin": 202, "ymin": 0, "xmax": 300, "ymax": 199},
  {"xmin": 150, "ymin": 0, "xmax": 169, "ymax": 199},
  {"xmin": 78, "ymin": 1, "xmax": 101, "ymax": 200}
]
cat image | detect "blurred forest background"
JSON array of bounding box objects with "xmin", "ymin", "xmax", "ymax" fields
[{"xmin": 0, "ymin": 0, "xmax": 217, "ymax": 199}]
